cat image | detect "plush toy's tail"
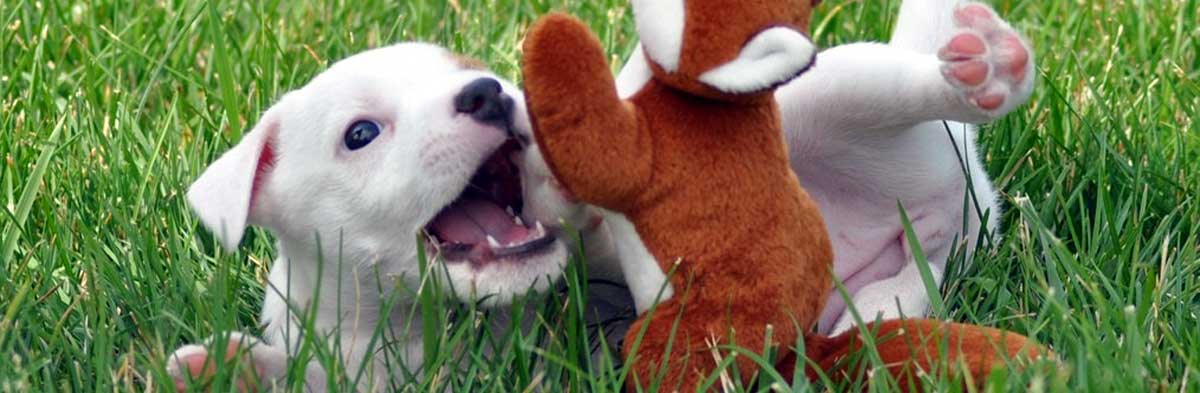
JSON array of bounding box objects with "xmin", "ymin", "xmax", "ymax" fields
[
  {"xmin": 779, "ymin": 319, "xmax": 1050, "ymax": 390},
  {"xmin": 891, "ymin": 0, "xmax": 965, "ymax": 54}
]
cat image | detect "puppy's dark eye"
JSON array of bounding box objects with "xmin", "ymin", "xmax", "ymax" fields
[{"xmin": 344, "ymin": 120, "xmax": 381, "ymax": 151}]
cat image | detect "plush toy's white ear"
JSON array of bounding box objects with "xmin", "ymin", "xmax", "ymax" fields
[
  {"xmin": 630, "ymin": 0, "xmax": 685, "ymax": 72},
  {"xmin": 187, "ymin": 110, "xmax": 280, "ymax": 251},
  {"xmin": 698, "ymin": 27, "xmax": 817, "ymax": 94}
]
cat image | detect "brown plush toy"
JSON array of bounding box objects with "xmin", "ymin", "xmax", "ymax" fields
[{"xmin": 522, "ymin": 1, "xmax": 1046, "ymax": 390}]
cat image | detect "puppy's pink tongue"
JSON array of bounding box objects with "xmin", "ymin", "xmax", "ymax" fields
[
  {"xmin": 427, "ymin": 207, "xmax": 485, "ymax": 244},
  {"xmin": 427, "ymin": 197, "xmax": 530, "ymax": 245},
  {"xmin": 459, "ymin": 198, "xmax": 532, "ymax": 244}
]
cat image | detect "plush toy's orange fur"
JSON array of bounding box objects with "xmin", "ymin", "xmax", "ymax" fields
[
  {"xmin": 522, "ymin": 2, "xmax": 1046, "ymax": 390},
  {"xmin": 793, "ymin": 319, "xmax": 1047, "ymax": 390},
  {"xmin": 523, "ymin": 11, "xmax": 830, "ymax": 391}
]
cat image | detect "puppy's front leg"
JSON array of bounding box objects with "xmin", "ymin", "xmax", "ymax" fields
[
  {"xmin": 779, "ymin": 3, "xmax": 1033, "ymax": 132},
  {"xmin": 168, "ymin": 332, "xmax": 327, "ymax": 392}
]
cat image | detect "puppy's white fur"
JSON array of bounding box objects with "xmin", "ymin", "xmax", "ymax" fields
[
  {"xmin": 784, "ymin": 0, "xmax": 1033, "ymax": 334},
  {"xmin": 530, "ymin": 0, "xmax": 1035, "ymax": 335},
  {"xmin": 171, "ymin": 43, "xmax": 573, "ymax": 390}
]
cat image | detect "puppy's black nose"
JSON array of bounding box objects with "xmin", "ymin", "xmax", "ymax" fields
[{"xmin": 455, "ymin": 78, "xmax": 514, "ymax": 130}]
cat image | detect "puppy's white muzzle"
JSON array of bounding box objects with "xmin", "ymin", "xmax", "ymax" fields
[{"xmin": 699, "ymin": 27, "xmax": 818, "ymax": 94}]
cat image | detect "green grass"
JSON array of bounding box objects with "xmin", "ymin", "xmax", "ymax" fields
[{"xmin": 1, "ymin": 0, "xmax": 1197, "ymax": 391}]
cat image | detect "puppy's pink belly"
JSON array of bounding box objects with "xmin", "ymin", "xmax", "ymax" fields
[
  {"xmin": 810, "ymin": 192, "xmax": 906, "ymax": 283},
  {"xmin": 805, "ymin": 187, "xmax": 938, "ymax": 333}
]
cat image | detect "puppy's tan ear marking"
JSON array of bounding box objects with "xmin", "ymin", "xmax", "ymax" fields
[
  {"xmin": 452, "ymin": 54, "xmax": 486, "ymax": 71},
  {"xmin": 187, "ymin": 108, "xmax": 281, "ymax": 251}
]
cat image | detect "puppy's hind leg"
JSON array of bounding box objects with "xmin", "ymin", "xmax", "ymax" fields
[
  {"xmin": 828, "ymin": 261, "xmax": 943, "ymax": 335},
  {"xmin": 901, "ymin": 1, "xmax": 1036, "ymax": 118},
  {"xmin": 891, "ymin": 0, "xmax": 966, "ymax": 55},
  {"xmin": 780, "ymin": 3, "xmax": 1034, "ymax": 134}
]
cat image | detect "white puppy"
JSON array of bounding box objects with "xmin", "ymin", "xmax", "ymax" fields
[
  {"xmin": 777, "ymin": 0, "xmax": 1033, "ymax": 334},
  {"xmin": 168, "ymin": 43, "xmax": 576, "ymax": 391},
  {"xmin": 526, "ymin": 0, "xmax": 1035, "ymax": 335}
]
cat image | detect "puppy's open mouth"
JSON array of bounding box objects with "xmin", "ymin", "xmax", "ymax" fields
[{"xmin": 423, "ymin": 139, "xmax": 555, "ymax": 266}]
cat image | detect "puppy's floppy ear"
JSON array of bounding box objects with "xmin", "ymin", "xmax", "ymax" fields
[{"xmin": 187, "ymin": 107, "xmax": 281, "ymax": 251}]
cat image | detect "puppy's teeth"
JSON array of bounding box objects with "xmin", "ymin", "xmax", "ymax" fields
[
  {"xmin": 514, "ymin": 216, "xmax": 525, "ymax": 226},
  {"xmin": 487, "ymin": 236, "xmax": 502, "ymax": 248},
  {"xmin": 505, "ymin": 206, "xmax": 515, "ymax": 216},
  {"xmin": 534, "ymin": 222, "xmax": 546, "ymax": 237}
]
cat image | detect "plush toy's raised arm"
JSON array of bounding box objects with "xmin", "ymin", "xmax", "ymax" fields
[{"xmin": 522, "ymin": 13, "xmax": 651, "ymax": 211}]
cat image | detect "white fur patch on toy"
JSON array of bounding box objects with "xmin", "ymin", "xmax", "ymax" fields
[
  {"xmin": 631, "ymin": 0, "xmax": 685, "ymax": 73},
  {"xmin": 615, "ymin": 44, "xmax": 653, "ymax": 98},
  {"xmin": 698, "ymin": 27, "xmax": 817, "ymax": 94}
]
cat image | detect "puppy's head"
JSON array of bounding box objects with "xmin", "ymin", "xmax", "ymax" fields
[{"xmin": 187, "ymin": 43, "xmax": 566, "ymax": 306}]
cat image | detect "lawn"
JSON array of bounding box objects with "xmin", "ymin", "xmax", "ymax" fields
[{"xmin": 1, "ymin": 0, "xmax": 1197, "ymax": 391}]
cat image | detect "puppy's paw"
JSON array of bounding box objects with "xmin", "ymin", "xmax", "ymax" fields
[
  {"xmin": 166, "ymin": 333, "xmax": 274, "ymax": 392},
  {"xmin": 937, "ymin": 3, "xmax": 1034, "ymax": 118}
]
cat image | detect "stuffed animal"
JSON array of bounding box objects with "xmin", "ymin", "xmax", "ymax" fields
[
  {"xmin": 522, "ymin": 0, "xmax": 831, "ymax": 389},
  {"xmin": 522, "ymin": 0, "xmax": 1046, "ymax": 389}
]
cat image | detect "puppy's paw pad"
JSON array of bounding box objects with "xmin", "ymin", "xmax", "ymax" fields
[
  {"xmin": 953, "ymin": 3, "xmax": 996, "ymax": 26},
  {"xmin": 943, "ymin": 59, "xmax": 991, "ymax": 87},
  {"xmin": 939, "ymin": 2, "xmax": 1034, "ymax": 116},
  {"xmin": 166, "ymin": 339, "xmax": 261, "ymax": 392},
  {"xmin": 167, "ymin": 345, "xmax": 212, "ymax": 391},
  {"xmin": 998, "ymin": 35, "xmax": 1031, "ymax": 81},
  {"xmin": 939, "ymin": 33, "xmax": 987, "ymax": 60},
  {"xmin": 972, "ymin": 92, "xmax": 1007, "ymax": 111}
]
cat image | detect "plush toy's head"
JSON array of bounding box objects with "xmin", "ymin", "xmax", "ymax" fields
[{"xmin": 632, "ymin": 0, "xmax": 819, "ymax": 100}]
